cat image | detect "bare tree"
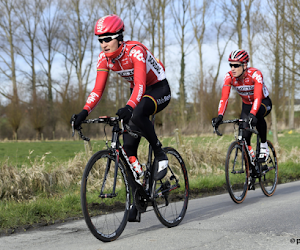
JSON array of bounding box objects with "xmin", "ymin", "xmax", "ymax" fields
[
  {"xmin": 265, "ymin": 0, "xmax": 282, "ymax": 118},
  {"xmin": 59, "ymin": 0, "xmax": 97, "ymax": 110},
  {"xmin": 15, "ymin": 0, "xmax": 46, "ymax": 139},
  {"xmin": 0, "ymin": 0, "xmax": 22, "ymax": 140},
  {"xmin": 189, "ymin": 0, "xmax": 210, "ymax": 129},
  {"xmin": 210, "ymin": 20, "xmax": 235, "ymax": 104},
  {"xmin": 285, "ymin": 0, "xmax": 298, "ymax": 129},
  {"xmin": 36, "ymin": 0, "xmax": 62, "ymax": 138},
  {"xmin": 219, "ymin": 0, "xmax": 243, "ymax": 117},
  {"xmin": 243, "ymin": 0, "xmax": 262, "ymax": 67},
  {"xmin": 171, "ymin": 0, "xmax": 192, "ymax": 126}
]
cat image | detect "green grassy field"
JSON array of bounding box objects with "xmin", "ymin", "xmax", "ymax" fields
[
  {"xmin": 0, "ymin": 140, "xmax": 107, "ymax": 167},
  {"xmin": 0, "ymin": 131, "xmax": 299, "ymax": 233}
]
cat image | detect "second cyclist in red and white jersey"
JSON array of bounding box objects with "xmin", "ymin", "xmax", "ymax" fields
[{"xmin": 213, "ymin": 49, "xmax": 272, "ymax": 162}]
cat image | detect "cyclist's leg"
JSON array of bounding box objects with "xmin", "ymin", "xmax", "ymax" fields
[
  {"xmin": 240, "ymin": 103, "xmax": 252, "ymax": 145},
  {"xmin": 256, "ymin": 97, "xmax": 272, "ymax": 143},
  {"xmin": 256, "ymin": 97, "xmax": 272, "ymax": 161},
  {"xmin": 123, "ymin": 126, "xmax": 141, "ymax": 157},
  {"xmin": 123, "ymin": 129, "xmax": 142, "ymax": 222},
  {"xmin": 131, "ymin": 79, "xmax": 171, "ymax": 151},
  {"xmin": 131, "ymin": 79, "xmax": 171, "ymax": 180}
]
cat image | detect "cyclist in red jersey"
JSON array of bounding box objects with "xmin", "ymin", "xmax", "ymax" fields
[
  {"xmin": 212, "ymin": 49, "xmax": 272, "ymax": 162},
  {"xmin": 71, "ymin": 14, "xmax": 171, "ymax": 222}
]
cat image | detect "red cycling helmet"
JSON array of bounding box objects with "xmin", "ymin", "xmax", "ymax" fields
[
  {"xmin": 228, "ymin": 50, "xmax": 249, "ymax": 64},
  {"xmin": 94, "ymin": 14, "xmax": 124, "ymax": 36}
]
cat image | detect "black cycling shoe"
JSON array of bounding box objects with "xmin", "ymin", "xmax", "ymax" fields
[
  {"xmin": 128, "ymin": 205, "xmax": 141, "ymax": 222},
  {"xmin": 153, "ymin": 150, "xmax": 168, "ymax": 181}
]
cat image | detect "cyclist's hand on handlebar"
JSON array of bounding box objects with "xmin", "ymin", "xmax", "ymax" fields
[
  {"xmin": 70, "ymin": 109, "xmax": 88, "ymax": 130},
  {"xmin": 212, "ymin": 115, "xmax": 223, "ymax": 127},
  {"xmin": 247, "ymin": 113, "xmax": 257, "ymax": 127},
  {"xmin": 116, "ymin": 105, "xmax": 133, "ymax": 124}
]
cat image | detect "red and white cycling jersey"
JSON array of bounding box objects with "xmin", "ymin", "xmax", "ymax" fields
[
  {"xmin": 218, "ymin": 67, "xmax": 269, "ymax": 116},
  {"xmin": 83, "ymin": 41, "xmax": 166, "ymax": 113}
]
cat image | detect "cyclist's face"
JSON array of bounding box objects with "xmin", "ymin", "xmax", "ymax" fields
[
  {"xmin": 230, "ymin": 63, "xmax": 246, "ymax": 77},
  {"xmin": 100, "ymin": 39, "xmax": 119, "ymax": 53}
]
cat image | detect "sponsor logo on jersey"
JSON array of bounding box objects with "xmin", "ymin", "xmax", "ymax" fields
[
  {"xmin": 123, "ymin": 76, "xmax": 134, "ymax": 81},
  {"xmin": 253, "ymin": 71, "xmax": 263, "ymax": 84},
  {"xmin": 238, "ymin": 91, "xmax": 254, "ymax": 96},
  {"xmin": 253, "ymin": 98, "xmax": 258, "ymax": 110},
  {"xmin": 233, "ymin": 86, "xmax": 253, "ymax": 96},
  {"xmin": 147, "ymin": 55, "xmax": 161, "ymax": 74},
  {"xmin": 218, "ymin": 100, "xmax": 223, "ymax": 111},
  {"xmin": 97, "ymin": 53, "xmax": 106, "ymax": 68},
  {"xmin": 130, "ymin": 49, "xmax": 145, "ymax": 63},
  {"xmin": 235, "ymin": 85, "xmax": 254, "ymax": 91},
  {"xmin": 117, "ymin": 69, "xmax": 134, "ymax": 77},
  {"xmin": 121, "ymin": 58, "xmax": 129, "ymax": 65},
  {"xmin": 136, "ymin": 84, "xmax": 144, "ymax": 102},
  {"xmin": 86, "ymin": 92, "xmax": 99, "ymax": 104}
]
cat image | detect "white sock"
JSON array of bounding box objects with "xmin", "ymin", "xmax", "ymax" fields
[{"xmin": 260, "ymin": 142, "xmax": 268, "ymax": 150}]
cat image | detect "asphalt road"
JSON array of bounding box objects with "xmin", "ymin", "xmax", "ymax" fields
[{"xmin": 1, "ymin": 180, "xmax": 300, "ymax": 250}]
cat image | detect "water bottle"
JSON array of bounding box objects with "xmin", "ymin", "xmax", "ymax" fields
[
  {"xmin": 248, "ymin": 145, "xmax": 255, "ymax": 160},
  {"xmin": 129, "ymin": 156, "xmax": 143, "ymax": 177}
]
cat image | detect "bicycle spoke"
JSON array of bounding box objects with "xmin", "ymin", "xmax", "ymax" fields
[
  {"xmin": 81, "ymin": 150, "xmax": 130, "ymax": 242},
  {"xmin": 260, "ymin": 140, "xmax": 278, "ymax": 197},
  {"xmin": 152, "ymin": 147, "xmax": 189, "ymax": 228},
  {"xmin": 225, "ymin": 142, "xmax": 249, "ymax": 204}
]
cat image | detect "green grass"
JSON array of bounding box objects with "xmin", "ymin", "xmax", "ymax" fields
[
  {"xmin": 0, "ymin": 192, "xmax": 82, "ymax": 230},
  {"xmin": 0, "ymin": 140, "xmax": 107, "ymax": 167}
]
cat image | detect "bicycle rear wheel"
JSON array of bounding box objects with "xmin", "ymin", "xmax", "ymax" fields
[
  {"xmin": 81, "ymin": 150, "xmax": 130, "ymax": 242},
  {"xmin": 225, "ymin": 141, "xmax": 249, "ymax": 204},
  {"xmin": 152, "ymin": 147, "xmax": 189, "ymax": 227},
  {"xmin": 259, "ymin": 140, "xmax": 278, "ymax": 197}
]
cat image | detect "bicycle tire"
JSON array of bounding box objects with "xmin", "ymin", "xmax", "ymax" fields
[
  {"xmin": 81, "ymin": 150, "xmax": 130, "ymax": 242},
  {"xmin": 259, "ymin": 140, "xmax": 278, "ymax": 197},
  {"xmin": 225, "ymin": 141, "xmax": 249, "ymax": 204},
  {"xmin": 152, "ymin": 147, "xmax": 189, "ymax": 227}
]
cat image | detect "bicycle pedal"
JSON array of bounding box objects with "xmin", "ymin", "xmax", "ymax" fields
[{"xmin": 248, "ymin": 184, "xmax": 255, "ymax": 190}]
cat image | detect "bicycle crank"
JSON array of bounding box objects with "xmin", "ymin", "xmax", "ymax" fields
[{"xmin": 134, "ymin": 189, "xmax": 148, "ymax": 213}]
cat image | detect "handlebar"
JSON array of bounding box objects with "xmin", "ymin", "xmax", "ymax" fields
[
  {"xmin": 71, "ymin": 115, "xmax": 141, "ymax": 141},
  {"xmin": 212, "ymin": 118, "xmax": 258, "ymax": 136}
]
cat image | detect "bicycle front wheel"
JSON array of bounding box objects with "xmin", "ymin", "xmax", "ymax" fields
[
  {"xmin": 259, "ymin": 140, "xmax": 278, "ymax": 197},
  {"xmin": 152, "ymin": 147, "xmax": 189, "ymax": 227},
  {"xmin": 225, "ymin": 141, "xmax": 249, "ymax": 204},
  {"xmin": 81, "ymin": 150, "xmax": 130, "ymax": 242}
]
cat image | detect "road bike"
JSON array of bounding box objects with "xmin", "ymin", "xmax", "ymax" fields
[
  {"xmin": 71, "ymin": 115, "xmax": 189, "ymax": 242},
  {"xmin": 212, "ymin": 118, "xmax": 278, "ymax": 204}
]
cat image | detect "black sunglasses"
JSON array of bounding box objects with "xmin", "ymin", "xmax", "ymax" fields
[
  {"xmin": 98, "ymin": 34, "xmax": 119, "ymax": 44},
  {"xmin": 229, "ymin": 63, "xmax": 243, "ymax": 68}
]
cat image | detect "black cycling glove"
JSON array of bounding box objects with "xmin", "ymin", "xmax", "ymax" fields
[
  {"xmin": 116, "ymin": 105, "xmax": 133, "ymax": 124},
  {"xmin": 247, "ymin": 113, "xmax": 257, "ymax": 127},
  {"xmin": 71, "ymin": 109, "xmax": 88, "ymax": 130},
  {"xmin": 212, "ymin": 115, "xmax": 223, "ymax": 127}
]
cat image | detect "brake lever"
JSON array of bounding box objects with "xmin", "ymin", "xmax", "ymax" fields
[
  {"xmin": 212, "ymin": 121, "xmax": 223, "ymax": 136},
  {"xmin": 120, "ymin": 119, "xmax": 124, "ymax": 133},
  {"xmin": 71, "ymin": 114, "xmax": 76, "ymax": 137}
]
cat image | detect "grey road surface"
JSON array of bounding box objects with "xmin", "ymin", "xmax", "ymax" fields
[{"xmin": 1, "ymin": 181, "xmax": 300, "ymax": 250}]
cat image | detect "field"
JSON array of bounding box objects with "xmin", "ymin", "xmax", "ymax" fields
[{"xmin": 0, "ymin": 130, "xmax": 299, "ymax": 233}]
